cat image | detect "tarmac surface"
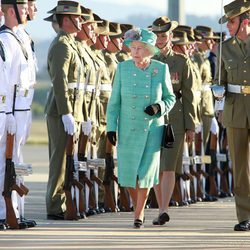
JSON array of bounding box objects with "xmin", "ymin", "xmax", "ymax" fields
[{"xmin": 0, "ymin": 144, "xmax": 250, "ymax": 250}]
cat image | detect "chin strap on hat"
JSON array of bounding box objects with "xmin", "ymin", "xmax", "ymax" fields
[
  {"xmin": 13, "ymin": 3, "xmax": 22, "ymax": 24},
  {"xmin": 69, "ymin": 15, "xmax": 81, "ymax": 31}
]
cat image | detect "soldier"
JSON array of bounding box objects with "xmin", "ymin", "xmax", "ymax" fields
[
  {"xmin": 75, "ymin": 9, "xmax": 103, "ymax": 216},
  {"xmin": 0, "ymin": 37, "xmax": 7, "ymax": 230},
  {"xmin": 12, "ymin": 0, "xmax": 38, "ymax": 227},
  {"xmin": 0, "ymin": 0, "xmax": 31, "ymax": 230},
  {"xmin": 216, "ymin": 0, "xmax": 250, "ymax": 231},
  {"xmin": 151, "ymin": 16, "xmax": 196, "ymax": 225},
  {"xmin": 116, "ymin": 23, "xmax": 134, "ymax": 62},
  {"xmin": 103, "ymin": 22, "xmax": 123, "ymax": 83},
  {"xmin": 45, "ymin": 0, "xmax": 85, "ymax": 220},
  {"xmin": 193, "ymin": 26, "xmax": 220, "ymax": 201}
]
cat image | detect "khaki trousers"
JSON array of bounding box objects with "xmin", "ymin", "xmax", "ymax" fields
[{"xmin": 227, "ymin": 127, "xmax": 250, "ymax": 223}]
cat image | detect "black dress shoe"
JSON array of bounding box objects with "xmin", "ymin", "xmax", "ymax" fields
[
  {"xmin": 152, "ymin": 212, "xmax": 170, "ymax": 226},
  {"xmin": 86, "ymin": 209, "xmax": 97, "ymax": 217},
  {"xmin": 234, "ymin": 220, "xmax": 250, "ymax": 231},
  {"xmin": 47, "ymin": 213, "xmax": 65, "ymax": 220},
  {"xmin": 0, "ymin": 222, "xmax": 6, "ymax": 230},
  {"xmin": 21, "ymin": 217, "xmax": 37, "ymax": 228},
  {"xmin": 134, "ymin": 219, "xmax": 143, "ymax": 229}
]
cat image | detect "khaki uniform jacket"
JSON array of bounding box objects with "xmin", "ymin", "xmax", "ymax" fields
[
  {"xmin": 194, "ymin": 51, "xmax": 214, "ymax": 117},
  {"xmin": 76, "ymin": 40, "xmax": 100, "ymax": 124},
  {"xmin": 116, "ymin": 50, "xmax": 131, "ymax": 62},
  {"xmin": 218, "ymin": 36, "xmax": 250, "ymax": 128},
  {"xmin": 103, "ymin": 50, "xmax": 119, "ymax": 83},
  {"xmin": 154, "ymin": 49, "xmax": 196, "ymax": 134},
  {"xmin": 92, "ymin": 48, "xmax": 112, "ymax": 125},
  {"xmin": 45, "ymin": 31, "xmax": 84, "ymax": 122}
]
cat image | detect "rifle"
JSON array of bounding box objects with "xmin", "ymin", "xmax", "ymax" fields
[
  {"xmin": 63, "ymin": 69, "xmax": 84, "ymax": 220},
  {"xmin": 103, "ymin": 140, "xmax": 117, "ymax": 212},
  {"xmin": 88, "ymin": 159, "xmax": 105, "ymax": 212},
  {"xmin": 64, "ymin": 134, "xmax": 84, "ymax": 220},
  {"xmin": 77, "ymin": 70, "xmax": 99, "ymax": 215},
  {"xmin": 3, "ymin": 134, "xmax": 27, "ymax": 229},
  {"xmin": 2, "ymin": 84, "xmax": 27, "ymax": 229}
]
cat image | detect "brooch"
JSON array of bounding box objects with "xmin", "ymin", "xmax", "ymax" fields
[{"xmin": 152, "ymin": 68, "xmax": 158, "ymax": 76}]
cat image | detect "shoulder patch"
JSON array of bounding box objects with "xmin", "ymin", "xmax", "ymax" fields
[{"xmin": 0, "ymin": 41, "xmax": 6, "ymax": 62}]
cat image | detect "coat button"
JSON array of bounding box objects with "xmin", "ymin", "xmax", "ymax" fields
[
  {"xmin": 144, "ymin": 129, "xmax": 147, "ymax": 132},
  {"xmin": 133, "ymin": 73, "xmax": 137, "ymax": 76},
  {"xmin": 145, "ymin": 85, "xmax": 149, "ymax": 88},
  {"xmin": 133, "ymin": 83, "xmax": 137, "ymax": 86},
  {"xmin": 145, "ymin": 95, "xmax": 149, "ymax": 99},
  {"xmin": 133, "ymin": 95, "xmax": 137, "ymax": 98},
  {"xmin": 144, "ymin": 117, "xmax": 148, "ymax": 121},
  {"xmin": 132, "ymin": 106, "xmax": 136, "ymax": 109}
]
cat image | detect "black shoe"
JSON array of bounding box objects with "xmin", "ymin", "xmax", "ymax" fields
[
  {"xmin": 158, "ymin": 212, "xmax": 170, "ymax": 225},
  {"xmin": 203, "ymin": 194, "xmax": 218, "ymax": 202},
  {"xmin": 0, "ymin": 222, "xmax": 6, "ymax": 230},
  {"xmin": 153, "ymin": 212, "xmax": 170, "ymax": 226},
  {"xmin": 134, "ymin": 219, "xmax": 143, "ymax": 229},
  {"xmin": 21, "ymin": 218, "xmax": 37, "ymax": 228},
  {"xmin": 98, "ymin": 207, "xmax": 106, "ymax": 213},
  {"xmin": 85, "ymin": 209, "xmax": 97, "ymax": 217},
  {"xmin": 47, "ymin": 213, "xmax": 65, "ymax": 220},
  {"xmin": 79, "ymin": 212, "xmax": 87, "ymax": 219},
  {"xmin": 234, "ymin": 220, "xmax": 250, "ymax": 231}
]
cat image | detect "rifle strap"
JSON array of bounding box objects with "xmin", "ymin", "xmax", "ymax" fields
[
  {"xmin": 0, "ymin": 40, "xmax": 6, "ymax": 62},
  {"xmin": 0, "ymin": 27, "xmax": 28, "ymax": 61}
]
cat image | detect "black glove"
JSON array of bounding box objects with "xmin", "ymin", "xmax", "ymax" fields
[
  {"xmin": 144, "ymin": 104, "xmax": 161, "ymax": 116},
  {"xmin": 107, "ymin": 131, "xmax": 117, "ymax": 146}
]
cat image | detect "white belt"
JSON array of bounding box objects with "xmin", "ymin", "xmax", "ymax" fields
[
  {"xmin": 68, "ymin": 82, "xmax": 85, "ymax": 90},
  {"xmin": 100, "ymin": 84, "xmax": 112, "ymax": 92},
  {"xmin": 202, "ymin": 84, "xmax": 211, "ymax": 92},
  {"xmin": 85, "ymin": 85, "xmax": 96, "ymax": 92},
  {"xmin": 227, "ymin": 83, "xmax": 250, "ymax": 94}
]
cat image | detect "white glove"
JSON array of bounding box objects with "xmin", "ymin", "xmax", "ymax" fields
[
  {"xmin": 62, "ymin": 114, "xmax": 75, "ymax": 135},
  {"xmin": 6, "ymin": 113, "xmax": 16, "ymax": 135},
  {"xmin": 195, "ymin": 124, "xmax": 202, "ymax": 134},
  {"xmin": 82, "ymin": 119, "xmax": 92, "ymax": 136}
]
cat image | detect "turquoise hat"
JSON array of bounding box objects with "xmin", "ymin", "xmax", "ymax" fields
[{"xmin": 124, "ymin": 28, "xmax": 160, "ymax": 55}]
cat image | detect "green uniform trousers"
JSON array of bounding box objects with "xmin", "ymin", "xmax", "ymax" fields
[
  {"xmin": 227, "ymin": 127, "xmax": 250, "ymax": 223},
  {"xmin": 46, "ymin": 115, "xmax": 67, "ymax": 215}
]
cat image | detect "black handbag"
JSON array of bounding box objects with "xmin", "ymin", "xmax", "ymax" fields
[{"xmin": 161, "ymin": 124, "xmax": 175, "ymax": 148}]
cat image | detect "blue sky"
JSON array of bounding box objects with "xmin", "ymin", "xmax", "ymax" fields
[{"xmin": 26, "ymin": 0, "xmax": 232, "ymax": 41}]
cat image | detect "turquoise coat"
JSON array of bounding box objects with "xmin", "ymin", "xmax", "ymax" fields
[{"xmin": 107, "ymin": 59, "xmax": 175, "ymax": 188}]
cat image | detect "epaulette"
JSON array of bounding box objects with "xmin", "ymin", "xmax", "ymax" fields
[
  {"xmin": 173, "ymin": 51, "xmax": 188, "ymax": 60},
  {"xmin": 0, "ymin": 40, "xmax": 6, "ymax": 62}
]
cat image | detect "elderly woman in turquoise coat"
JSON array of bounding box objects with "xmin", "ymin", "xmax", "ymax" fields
[{"xmin": 106, "ymin": 28, "xmax": 175, "ymax": 228}]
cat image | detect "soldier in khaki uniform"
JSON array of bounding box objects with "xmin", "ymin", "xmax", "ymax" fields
[
  {"xmin": 103, "ymin": 22, "xmax": 123, "ymax": 83},
  {"xmin": 44, "ymin": 1, "xmax": 85, "ymax": 220},
  {"xmin": 193, "ymin": 26, "xmax": 216, "ymax": 150},
  {"xmin": 116, "ymin": 23, "xmax": 134, "ymax": 62},
  {"xmin": 216, "ymin": 0, "xmax": 250, "ymax": 231},
  {"xmin": 151, "ymin": 16, "xmax": 197, "ymax": 225}
]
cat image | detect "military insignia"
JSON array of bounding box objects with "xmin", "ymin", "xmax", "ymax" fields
[
  {"xmin": 1, "ymin": 95, "xmax": 6, "ymax": 104},
  {"xmin": 152, "ymin": 68, "xmax": 158, "ymax": 76},
  {"xmin": 171, "ymin": 72, "xmax": 179, "ymax": 84}
]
